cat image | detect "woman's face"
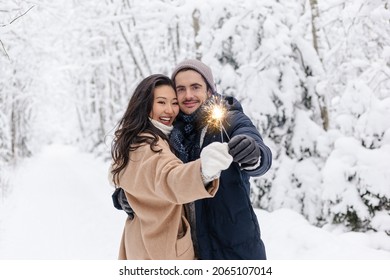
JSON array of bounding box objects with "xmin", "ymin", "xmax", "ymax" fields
[{"xmin": 149, "ymin": 85, "xmax": 179, "ymax": 126}]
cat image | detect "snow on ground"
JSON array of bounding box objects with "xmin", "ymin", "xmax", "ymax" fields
[
  {"xmin": 0, "ymin": 144, "xmax": 389, "ymax": 260},
  {"xmin": 0, "ymin": 144, "xmax": 124, "ymax": 259}
]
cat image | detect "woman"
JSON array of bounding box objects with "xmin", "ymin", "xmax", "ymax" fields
[{"xmin": 110, "ymin": 74, "xmax": 232, "ymax": 260}]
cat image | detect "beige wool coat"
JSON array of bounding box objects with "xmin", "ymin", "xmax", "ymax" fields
[{"xmin": 117, "ymin": 136, "xmax": 218, "ymax": 260}]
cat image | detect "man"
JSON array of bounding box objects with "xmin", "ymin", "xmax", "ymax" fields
[{"xmin": 170, "ymin": 59, "xmax": 272, "ymax": 259}]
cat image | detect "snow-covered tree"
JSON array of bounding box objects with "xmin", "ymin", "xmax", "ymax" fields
[
  {"xmin": 319, "ymin": 0, "xmax": 390, "ymax": 233},
  {"xmin": 0, "ymin": 3, "xmax": 36, "ymax": 162},
  {"xmin": 0, "ymin": 2, "xmax": 35, "ymax": 196},
  {"xmin": 176, "ymin": 0, "xmax": 329, "ymax": 224}
]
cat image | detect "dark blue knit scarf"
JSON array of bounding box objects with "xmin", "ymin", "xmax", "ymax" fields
[{"xmin": 170, "ymin": 108, "xmax": 204, "ymax": 163}]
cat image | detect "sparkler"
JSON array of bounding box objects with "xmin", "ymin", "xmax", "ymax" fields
[{"xmin": 204, "ymin": 96, "xmax": 230, "ymax": 141}]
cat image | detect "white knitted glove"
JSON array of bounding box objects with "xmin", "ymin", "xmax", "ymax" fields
[{"xmin": 200, "ymin": 142, "xmax": 233, "ymax": 183}]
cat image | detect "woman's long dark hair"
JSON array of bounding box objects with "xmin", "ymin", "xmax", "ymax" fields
[{"xmin": 111, "ymin": 74, "xmax": 175, "ymax": 186}]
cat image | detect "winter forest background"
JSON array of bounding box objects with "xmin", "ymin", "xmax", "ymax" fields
[{"xmin": 1, "ymin": 0, "xmax": 390, "ymax": 240}]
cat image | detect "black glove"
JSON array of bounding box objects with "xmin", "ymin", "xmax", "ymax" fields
[
  {"xmin": 228, "ymin": 135, "xmax": 260, "ymax": 166},
  {"xmin": 112, "ymin": 188, "xmax": 134, "ymax": 219}
]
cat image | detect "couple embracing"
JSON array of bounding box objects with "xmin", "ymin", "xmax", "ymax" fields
[{"xmin": 110, "ymin": 59, "xmax": 272, "ymax": 260}]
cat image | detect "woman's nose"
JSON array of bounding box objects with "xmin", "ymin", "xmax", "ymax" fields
[{"xmin": 165, "ymin": 105, "xmax": 173, "ymax": 114}]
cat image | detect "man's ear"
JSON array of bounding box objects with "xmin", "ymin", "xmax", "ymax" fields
[{"xmin": 207, "ymin": 89, "xmax": 212, "ymax": 98}]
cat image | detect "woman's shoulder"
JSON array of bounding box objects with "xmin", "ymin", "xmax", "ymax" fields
[{"xmin": 138, "ymin": 132, "xmax": 170, "ymax": 150}]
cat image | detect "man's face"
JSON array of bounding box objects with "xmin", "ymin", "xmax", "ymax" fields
[{"xmin": 174, "ymin": 70, "xmax": 211, "ymax": 115}]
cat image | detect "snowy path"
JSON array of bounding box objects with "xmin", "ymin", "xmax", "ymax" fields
[
  {"xmin": 0, "ymin": 145, "xmax": 124, "ymax": 259},
  {"xmin": 0, "ymin": 144, "xmax": 389, "ymax": 259}
]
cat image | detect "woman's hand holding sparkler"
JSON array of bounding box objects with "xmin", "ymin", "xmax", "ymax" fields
[{"xmin": 200, "ymin": 142, "xmax": 233, "ymax": 184}]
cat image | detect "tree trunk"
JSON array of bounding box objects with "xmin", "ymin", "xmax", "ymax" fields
[
  {"xmin": 309, "ymin": 0, "xmax": 320, "ymax": 56},
  {"xmin": 309, "ymin": 0, "xmax": 329, "ymax": 131},
  {"xmin": 192, "ymin": 9, "xmax": 201, "ymax": 60}
]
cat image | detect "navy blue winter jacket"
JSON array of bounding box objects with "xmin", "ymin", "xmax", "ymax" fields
[{"xmin": 174, "ymin": 96, "xmax": 272, "ymax": 259}]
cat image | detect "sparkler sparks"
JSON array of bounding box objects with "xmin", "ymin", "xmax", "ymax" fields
[
  {"xmin": 204, "ymin": 97, "xmax": 230, "ymax": 141},
  {"xmin": 209, "ymin": 103, "xmax": 226, "ymax": 127},
  {"xmin": 211, "ymin": 105, "xmax": 225, "ymax": 120}
]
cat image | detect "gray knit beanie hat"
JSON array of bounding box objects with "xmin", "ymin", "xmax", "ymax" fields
[{"xmin": 171, "ymin": 59, "xmax": 216, "ymax": 94}]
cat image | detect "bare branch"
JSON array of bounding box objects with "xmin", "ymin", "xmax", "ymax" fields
[
  {"xmin": 118, "ymin": 22, "xmax": 146, "ymax": 77},
  {"xmin": 0, "ymin": 39, "xmax": 10, "ymax": 60},
  {"xmin": 10, "ymin": 6, "xmax": 35, "ymax": 24},
  {"xmin": 0, "ymin": 6, "xmax": 35, "ymax": 59},
  {"xmin": 132, "ymin": 25, "xmax": 151, "ymax": 75},
  {"xmin": 0, "ymin": 5, "xmax": 35, "ymax": 28}
]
